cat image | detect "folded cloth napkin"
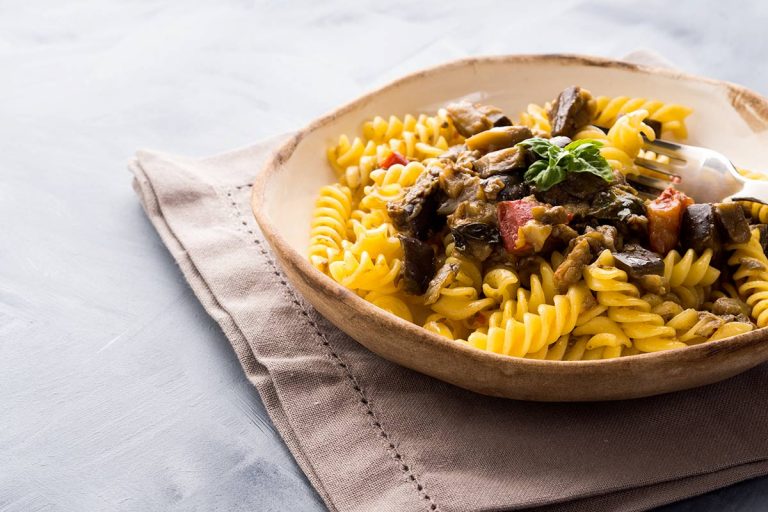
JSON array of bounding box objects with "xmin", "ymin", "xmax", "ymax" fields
[{"xmin": 131, "ymin": 59, "xmax": 768, "ymax": 512}]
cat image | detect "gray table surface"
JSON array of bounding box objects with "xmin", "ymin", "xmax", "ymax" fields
[{"xmin": 3, "ymin": 1, "xmax": 768, "ymax": 510}]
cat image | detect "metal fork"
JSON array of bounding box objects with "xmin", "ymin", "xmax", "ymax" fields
[{"xmin": 628, "ymin": 138, "xmax": 768, "ymax": 204}]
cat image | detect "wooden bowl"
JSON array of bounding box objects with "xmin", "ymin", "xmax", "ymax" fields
[{"xmin": 252, "ymin": 54, "xmax": 768, "ymax": 401}]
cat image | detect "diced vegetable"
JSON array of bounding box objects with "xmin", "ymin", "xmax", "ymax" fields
[
  {"xmin": 497, "ymin": 198, "xmax": 539, "ymax": 253},
  {"xmin": 399, "ymin": 236, "xmax": 436, "ymax": 295},
  {"xmin": 445, "ymin": 101, "xmax": 493, "ymax": 137},
  {"xmin": 465, "ymin": 126, "xmax": 532, "ymax": 153},
  {"xmin": 612, "ymin": 244, "xmax": 664, "ymax": 280},
  {"xmin": 387, "ymin": 170, "xmax": 442, "ymax": 240},
  {"xmin": 472, "ymin": 147, "xmax": 527, "ymax": 178},
  {"xmin": 548, "ymin": 86, "xmax": 596, "ymax": 137},
  {"xmin": 680, "ymin": 203, "xmax": 719, "ymax": 255},
  {"xmin": 553, "ymin": 238, "xmax": 593, "ymax": 293},
  {"xmin": 756, "ymin": 224, "xmax": 768, "ymax": 257},
  {"xmin": 647, "ymin": 187, "xmax": 693, "ymax": 254},
  {"xmin": 715, "ymin": 203, "xmax": 750, "ymax": 244},
  {"xmin": 380, "ymin": 151, "xmax": 408, "ymax": 169}
]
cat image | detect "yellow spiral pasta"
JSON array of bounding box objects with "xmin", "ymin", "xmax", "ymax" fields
[
  {"xmin": 429, "ymin": 240, "xmax": 496, "ymax": 321},
  {"xmin": 574, "ymin": 110, "xmax": 656, "ymax": 173},
  {"xmin": 311, "ymin": 98, "xmax": 762, "ymax": 363},
  {"xmin": 669, "ymin": 285, "xmax": 709, "ymax": 310},
  {"xmin": 664, "ymin": 249, "xmax": 720, "ymax": 287},
  {"xmin": 518, "ymin": 103, "xmax": 552, "ymax": 137},
  {"xmin": 740, "ymin": 200, "xmax": 768, "ymax": 224},
  {"xmin": 423, "ymin": 313, "xmax": 466, "ymax": 341},
  {"xmin": 728, "ymin": 229, "xmax": 768, "ymax": 327},
  {"xmin": 667, "ymin": 308, "xmax": 753, "ymax": 344},
  {"xmin": 364, "ymin": 290, "xmax": 413, "ymax": 323},
  {"xmin": 735, "ymin": 169, "xmax": 768, "ymax": 223},
  {"xmin": 658, "ymin": 248, "xmax": 718, "ymax": 310},
  {"xmin": 583, "ymin": 251, "xmax": 684, "ymax": 354},
  {"xmin": 329, "ymin": 250, "xmax": 402, "ymax": 294},
  {"xmin": 481, "ymin": 267, "xmax": 520, "ymax": 303},
  {"xmin": 309, "ymin": 184, "xmax": 353, "ymax": 269},
  {"xmin": 346, "ymin": 222, "xmax": 402, "ymax": 263},
  {"xmin": 708, "ymin": 322, "xmax": 754, "ymax": 341},
  {"xmin": 327, "ymin": 111, "xmax": 462, "ymax": 189},
  {"xmin": 593, "ymin": 96, "xmax": 693, "ymax": 139},
  {"xmin": 465, "ymin": 284, "xmax": 591, "ymax": 358}
]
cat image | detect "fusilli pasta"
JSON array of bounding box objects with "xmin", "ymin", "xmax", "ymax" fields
[
  {"xmin": 593, "ymin": 96, "xmax": 693, "ymax": 139},
  {"xmin": 310, "ymin": 87, "xmax": 762, "ymax": 365},
  {"xmin": 327, "ymin": 111, "xmax": 462, "ymax": 189},
  {"xmin": 728, "ymin": 229, "xmax": 768, "ymax": 327},
  {"xmin": 309, "ymin": 184, "xmax": 353, "ymax": 270}
]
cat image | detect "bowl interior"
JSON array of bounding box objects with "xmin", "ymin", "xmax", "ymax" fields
[{"xmin": 263, "ymin": 56, "xmax": 768, "ymax": 254}]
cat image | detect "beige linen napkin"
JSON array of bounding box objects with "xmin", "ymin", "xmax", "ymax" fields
[{"xmin": 131, "ymin": 136, "xmax": 768, "ymax": 512}]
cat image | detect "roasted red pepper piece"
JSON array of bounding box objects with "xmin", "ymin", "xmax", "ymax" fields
[
  {"xmin": 498, "ymin": 199, "xmax": 537, "ymax": 254},
  {"xmin": 647, "ymin": 186, "xmax": 693, "ymax": 254},
  {"xmin": 380, "ymin": 151, "xmax": 409, "ymax": 169}
]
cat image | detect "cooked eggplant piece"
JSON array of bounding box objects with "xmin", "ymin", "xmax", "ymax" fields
[
  {"xmin": 399, "ymin": 235, "xmax": 436, "ymax": 295},
  {"xmin": 480, "ymin": 176, "xmax": 506, "ymax": 200},
  {"xmin": 756, "ymin": 224, "xmax": 768, "ymax": 256},
  {"xmin": 437, "ymin": 144, "xmax": 466, "ymax": 162},
  {"xmin": 486, "ymin": 111, "xmax": 512, "ymax": 127},
  {"xmin": 387, "ymin": 169, "xmax": 442, "ymax": 240},
  {"xmin": 455, "ymin": 149, "xmax": 483, "ymax": 170},
  {"xmin": 711, "ymin": 297, "xmax": 751, "ymax": 317},
  {"xmin": 547, "ymin": 224, "xmax": 579, "ymax": 247},
  {"xmin": 478, "ymin": 104, "xmax": 512, "ymax": 128},
  {"xmin": 589, "ymin": 186, "xmax": 647, "ymax": 223},
  {"xmin": 423, "ymin": 262, "xmax": 459, "ymax": 305},
  {"xmin": 612, "ymin": 244, "xmax": 664, "ymax": 280},
  {"xmin": 448, "ymin": 200, "xmax": 497, "ymax": 226},
  {"xmin": 445, "ymin": 101, "xmax": 493, "ymax": 137},
  {"xmin": 437, "ymin": 171, "xmax": 482, "ymax": 217},
  {"xmin": 496, "ymin": 174, "xmax": 530, "ymax": 202},
  {"xmin": 534, "ymin": 172, "xmax": 611, "ymax": 206},
  {"xmin": 451, "ymin": 222, "xmax": 501, "ymax": 258},
  {"xmin": 578, "ymin": 225, "xmax": 620, "ymax": 253},
  {"xmin": 553, "ymin": 227, "xmax": 619, "ymax": 292},
  {"xmin": 690, "ymin": 312, "xmax": 726, "ymax": 339},
  {"xmin": 465, "ymin": 126, "xmax": 533, "ymax": 153},
  {"xmin": 680, "ymin": 203, "xmax": 721, "ymax": 255},
  {"xmin": 553, "ymin": 237, "xmax": 593, "ymax": 293},
  {"xmin": 437, "ymin": 161, "xmax": 469, "ymax": 198},
  {"xmin": 549, "ymin": 86, "xmax": 596, "ymax": 138},
  {"xmin": 532, "ymin": 205, "xmax": 569, "ymax": 225},
  {"xmin": 472, "ymin": 146, "xmax": 527, "ymax": 178},
  {"xmin": 715, "ymin": 202, "xmax": 750, "ymax": 244},
  {"xmin": 447, "ymin": 200, "xmax": 498, "ymax": 259}
]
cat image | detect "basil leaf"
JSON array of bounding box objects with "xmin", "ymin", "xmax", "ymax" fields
[
  {"xmin": 523, "ymin": 159, "xmax": 549, "ymax": 182},
  {"xmin": 518, "ymin": 137, "xmax": 556, "ymax": 159},
  {"xmin": 533, "ymin": 164, "xmax": 567, "ymax": 190},
  {"xmin": 564, "ymin": 139, "xmax": 604, "ymax": 151},
  {"xmin": 518, "ymin": 137, "xmax": 613, "ymax": 191}
]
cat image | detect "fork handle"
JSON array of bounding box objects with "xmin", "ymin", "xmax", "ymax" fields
[{"xmin": 728, "ymin": 180, "xmax": 768, "ymax": 204}]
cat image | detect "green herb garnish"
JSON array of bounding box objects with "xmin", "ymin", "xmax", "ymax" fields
[{"xmin": 517, "ymin": 137, "xmax": 614, "ymax": 191}]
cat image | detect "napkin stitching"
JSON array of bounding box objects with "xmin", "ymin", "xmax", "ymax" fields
[{"xmin": 226, "ymin": 186, "xmax": 441, "ymax": 512}]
